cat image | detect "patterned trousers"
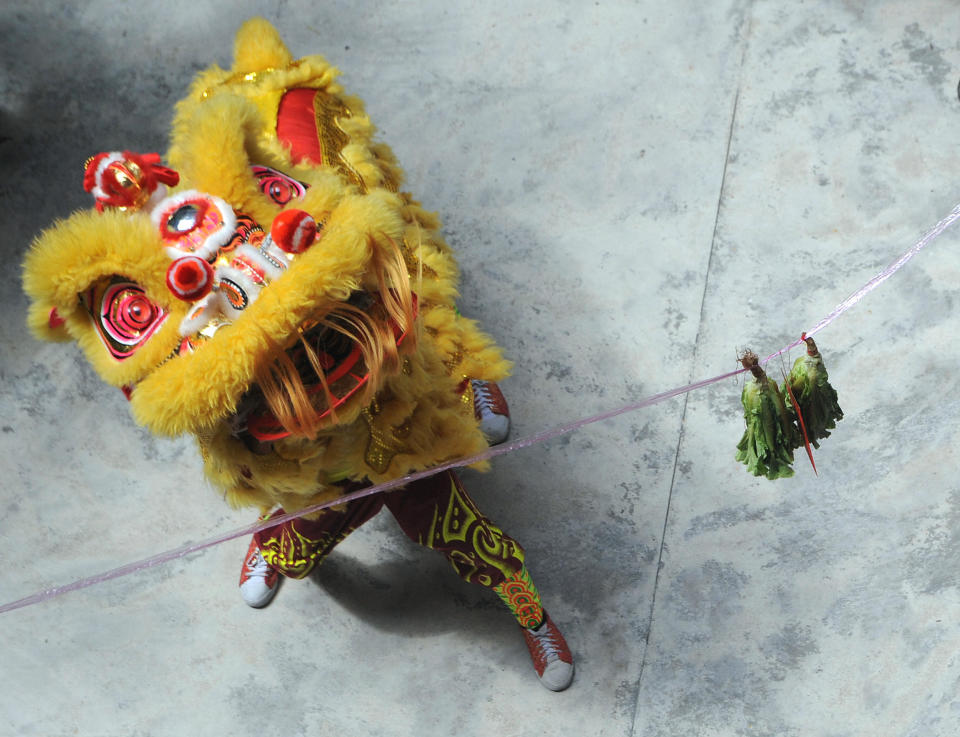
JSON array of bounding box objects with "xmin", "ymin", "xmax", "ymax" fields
[{"xmin": 254, "ymin": 470, "xmax": 544, "ymax": 628}]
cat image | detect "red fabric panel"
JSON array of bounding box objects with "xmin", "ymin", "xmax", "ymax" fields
[{"xmin": 276, "ymin": 88, "xmax": 322, "ymax": 165}]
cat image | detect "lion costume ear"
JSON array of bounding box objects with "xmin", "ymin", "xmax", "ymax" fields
[
  {"xmin": 233, "ymin": 17, "xmax": 293, "ymax": 73},
  {"xmin": 23, "ymin": 230, "xmax": 76, "ymax": 343},
  {"xmin": 26, "ymin": 302, "xmax": 71, "ymax": 342}
]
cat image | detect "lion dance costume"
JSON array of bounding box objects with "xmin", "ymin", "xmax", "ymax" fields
[{"xmin": 21, "ymin": 19, "xmax": 573, "ymax": 690}]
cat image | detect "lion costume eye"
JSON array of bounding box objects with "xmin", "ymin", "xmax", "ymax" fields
[
  {"xmin": 81, "ymin": 277, "xmax": 168, "ymax": 360},
  {"xmin": 251, "ymin": 165, "xmax": 308, "ymax": 205}
]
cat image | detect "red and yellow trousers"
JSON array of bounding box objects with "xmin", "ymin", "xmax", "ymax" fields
[{"xmin": 254, "ymin": 471, "xmax": 544, "ymax": 629}]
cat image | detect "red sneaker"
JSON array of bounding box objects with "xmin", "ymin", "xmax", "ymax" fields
[
  {"xmin": 239, "ymin": 535, "xmax": 280, "ymax": 608},
  {"xmin": 522, "ymin": 612, "xmax": 575, "ymax": 691},
  {"xmin": 471, "ymin": 379, "xmax": 510, "ymax": 444}
]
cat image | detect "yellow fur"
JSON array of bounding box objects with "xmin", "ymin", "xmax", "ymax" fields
[
  {"xmin": 22, "ymin": 18, "xmax": 511, "ymax": 512},
  {"xmin": 231, "ymin": 17, "xmax": 293, "ymax": 73}
]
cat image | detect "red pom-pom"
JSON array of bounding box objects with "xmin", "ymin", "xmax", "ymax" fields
[
  {"xmin": 166, "ymin": 256, "xmax": 214, "ymax": 301},
  {"xmin": 270, "ymin": 209, "xmax": 318, "ymax": 254}
]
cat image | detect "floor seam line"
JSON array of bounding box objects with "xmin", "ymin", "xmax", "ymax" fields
[{"xmin": 628, "ymin": 5, "xmax": 751, "ymax": 731}]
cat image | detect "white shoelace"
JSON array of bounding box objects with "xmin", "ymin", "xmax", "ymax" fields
[
  {"xmin": 528, "ymin": 622, "xmax": 562, "ymax": 661},
  {"xmin": 246, "ymin": 549, "xmax": 272, "ymax": 579},
  {"xmin": 471, "ymin": 380, "xmax": 497, "ymax": 415}
]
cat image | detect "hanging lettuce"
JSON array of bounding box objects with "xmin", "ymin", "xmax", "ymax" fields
[
  {"xmin": 735, "ymin": 351, "xmax": 800, "ymax": 480},
  {"xmin": 782, "ymin": 336, "xmax": 843, "ymax": 449}
]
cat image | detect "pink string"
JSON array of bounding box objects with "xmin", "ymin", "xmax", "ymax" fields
[
  {"xmin": 0, "ymin": 370, "xmax": 742, "ymax": 616},
  {"xmin": 3, "ymin": 201, "xmax": 959, "ymax": 616},
  {"xmin": 761, "ymin": 201, "xmax": 960, "ymax": 366}
]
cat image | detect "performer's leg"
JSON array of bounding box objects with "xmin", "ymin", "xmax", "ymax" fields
[
  {"xmin": 384, "ymin": 470, "xmax": 574, "ymax": 690},
  {"xmin": 385, "ymin": 470, "xmax": 542, "ymax": 625},
  {"xmin": 239, "ymin": 490, "xmax": 384, "ymax": 606},
  {"xmin": 255, "ymin": 494, "xmax": 385, "ymax": 578}
]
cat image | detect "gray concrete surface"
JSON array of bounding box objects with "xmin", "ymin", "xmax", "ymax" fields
[{"xmin": 2, "ymin": 1, "xmax": 960, "ymax": 735}]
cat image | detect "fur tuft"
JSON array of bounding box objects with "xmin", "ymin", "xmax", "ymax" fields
[{"xmin": 233, "ymin": 17, "xmax": 293, "ymax": 73}]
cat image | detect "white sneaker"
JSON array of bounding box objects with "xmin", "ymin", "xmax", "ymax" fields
[
  {"xmin": 238, "ymin": 536, "xmax": 280, "ymax": 608},
  {"xmin": 471, "ymin": 380, "xmax": 510, "ymax": 444},
  {"xmin": 522, "ymin": 613, "xmax": 575, "ymax": 691}
]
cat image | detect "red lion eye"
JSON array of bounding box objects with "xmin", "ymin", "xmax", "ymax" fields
[
  {"xmin": 251, "ymin": 165, "xmax": 308, "ymax": 205},
  {"xmin": 104, "ymin": 284, "xmax": 161, "ymax": 344},
  {"xmin": 118, "ymin": 293, "xmax": 155, "ymax": 328},
  {"xmin": 84, "ymin": 278, "xmax": 168, "ymax": 360}
]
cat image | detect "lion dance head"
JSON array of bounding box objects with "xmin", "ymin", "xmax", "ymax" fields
[{"xmin": 22, "ymin": 19, "xmax": 510, "ymax": 513}]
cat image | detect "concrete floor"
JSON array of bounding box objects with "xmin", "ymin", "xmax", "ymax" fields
[{"xmin": 3, "ymin": 1, "xmax": 960, "ymax": 735}]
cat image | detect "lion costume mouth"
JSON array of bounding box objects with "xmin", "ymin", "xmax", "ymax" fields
[{"xmin": 236, "ymin": 291, "xmax": 418, "ymax": 442}]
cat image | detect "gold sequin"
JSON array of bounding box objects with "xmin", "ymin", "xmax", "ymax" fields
[
  {"xmin": 199, "ymin": 61, "xmax": 303, "ymax": 99},
  {"xmin": 361, "ymin": 398, "xmax": 412, "ymax": 473},
  {"xmin": 312, "ymin": 91, "xmax": 366, "ymax": 190},
  {"xmin": 361, "ymin": 401, "xmax": 395, "ymax": 473},
  {"xmin": 443, "ymin": 344, "xmax": 464, "ymax": 374}
]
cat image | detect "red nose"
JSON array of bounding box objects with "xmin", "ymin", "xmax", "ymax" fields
[{"xmin": 166, "ymin": 256, "xmax": 214, "ymax": 301}]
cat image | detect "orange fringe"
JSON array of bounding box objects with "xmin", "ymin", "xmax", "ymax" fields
[{"xmin": 254, "ymin": 234, "xmax": 417, "ymax": 438}]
